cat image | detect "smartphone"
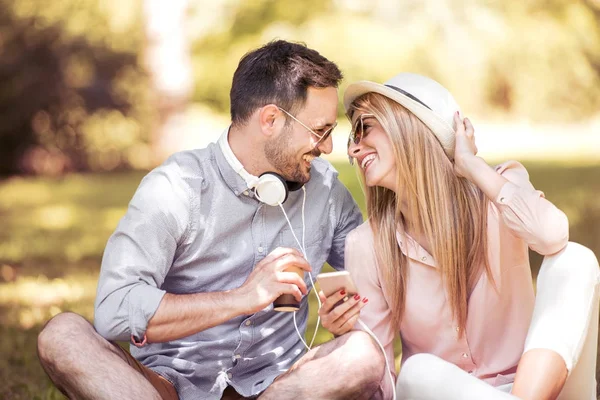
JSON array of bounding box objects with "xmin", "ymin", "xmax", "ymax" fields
[{"xmin": 316, "ymin": 271, "xmax": 358, "ymax": 297}]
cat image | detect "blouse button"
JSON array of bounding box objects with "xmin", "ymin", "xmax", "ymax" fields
[
  {"xmin": 461, "ymin": 352, "xmax": 469, "ymax": 359},
  {"xmin": 499, "ymin": 197, "xmax": 505, "ymax": 203},
  {"xmin": 421, "ymin": 256, "xmax": 427, "ymax": 261},
  {"xmin": 245, "ymin": 320, "xmax": 252, "ymax": 326}
]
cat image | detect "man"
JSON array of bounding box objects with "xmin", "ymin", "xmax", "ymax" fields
[{"xmin": 37, "ymin": 40, "xmax": 385, "ymax": 399}]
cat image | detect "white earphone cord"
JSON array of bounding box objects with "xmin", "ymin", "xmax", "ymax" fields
[
  {"xmin": 277, "ymin": 187, "xmax": 396, "ymax": 400},
  {"xmin": 278, "ymin": 186, "xmax": 321, "ymax": 351}
]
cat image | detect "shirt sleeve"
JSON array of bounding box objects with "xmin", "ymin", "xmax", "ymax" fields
[
  {"xmin": 345, "ymin": 225, "xmax": 397, "ymax": 378},
  {"xmin": 493, "ymin": 160, "xmax": 569, "ymax": 255},
  {"xmin": 93, "ymin": 160, "xmax": 192, "ymax": 341},
  {"xmin": 326, "ymin": 178, "xmax": 363, "ymax": 271}
]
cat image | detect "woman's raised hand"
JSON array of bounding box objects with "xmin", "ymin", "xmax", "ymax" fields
[{"xmin": 453, "ymin": 112, "xmax": 478, "ymax": 180}]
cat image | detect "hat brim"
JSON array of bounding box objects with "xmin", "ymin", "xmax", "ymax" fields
[{"xmin": 343, "ymin": 81, "xmax": 455, "ymax": 159}]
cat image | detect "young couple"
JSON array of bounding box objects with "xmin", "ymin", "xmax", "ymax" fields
[{"xmin": 37, "ymin": 40, "xmax": 599, "ymax": 400}]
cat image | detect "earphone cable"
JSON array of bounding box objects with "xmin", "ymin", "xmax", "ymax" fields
[
  {"xmin": 277, "ymin": 186, "xmax": 321, "ymax": 351},
  {"xmin": 357, "ymin": 319, "xmax": 397, "ymax": 400}
]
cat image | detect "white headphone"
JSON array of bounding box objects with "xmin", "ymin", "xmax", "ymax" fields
[{"xmin": 218, "ymin": 129, "xmax": 302, "ymax": 206}]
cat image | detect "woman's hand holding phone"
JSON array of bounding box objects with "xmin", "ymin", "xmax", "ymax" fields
[{"xmin": 316, "ymin": 272, "xmax": 368, "ymax": 336}]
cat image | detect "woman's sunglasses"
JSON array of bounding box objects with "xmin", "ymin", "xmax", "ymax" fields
[{"xmin": 347, "ymin": 113, "xmax": 376, "ymax": 165}]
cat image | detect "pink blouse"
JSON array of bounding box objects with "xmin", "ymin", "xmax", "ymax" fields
[{"xmin": 345, "ymin": 161, "xmax": 569, "ymax": 394}]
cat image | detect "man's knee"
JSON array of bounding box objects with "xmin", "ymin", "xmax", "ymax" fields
[
  {"xmin": 37, "ymin": 312, "xmax": 93, "ymax": 365},
  {"xmin": 338, "ymin": 331, "xmax": 386, "ymax": 392}
]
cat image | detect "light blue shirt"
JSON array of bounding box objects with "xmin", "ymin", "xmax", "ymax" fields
[{"xmin": 94, "ymin": 134, "xmax": 362, "ymax": 399}]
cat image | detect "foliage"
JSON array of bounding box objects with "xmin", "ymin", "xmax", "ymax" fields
[
  {"xmin": 0, "ymin": 0, "xmax": 153, "ymax": 176},
  {"xmin": 2, "ymin": 0, "xmax": 600, "ymax": 176},
  {"xmin": 0, "ymin": 162, "xmax": 599, "ymax": 398},
  {"xmin": 191, "ymin": 0, "xmax": 600, "ymax": 122}
]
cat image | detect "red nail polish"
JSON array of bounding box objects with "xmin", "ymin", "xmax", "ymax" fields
[
  {"xmin": 340, "ymin": 290, "xmax": 346, "ymax": 295},
  {"xmin": 354, "ymin": 294, "xmax": 360, "ymax": 300},
  {"xmin": 362, "ymin": 297, "xmax": 369, "ymax": 303}
]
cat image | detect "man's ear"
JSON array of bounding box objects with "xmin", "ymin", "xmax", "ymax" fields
[{"xmin": 258, "ymin": 104, "xmax": 281, "ymax": 137}]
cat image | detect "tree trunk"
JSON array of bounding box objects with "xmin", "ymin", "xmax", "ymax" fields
[{"xmin": 143, "ymin": 0, "xmax": 193, "ymax": 164}]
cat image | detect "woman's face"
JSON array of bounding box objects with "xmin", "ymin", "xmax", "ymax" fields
[{"xmin": 347, "ymin": 113, "xmax": 398, "ymax": 191}]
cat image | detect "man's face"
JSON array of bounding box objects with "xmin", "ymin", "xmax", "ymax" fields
[{"xmin": 264, "ymin": 87, "xmax": 338, "ymax": 183}]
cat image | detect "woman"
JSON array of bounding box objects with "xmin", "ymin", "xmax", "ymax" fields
[{"xmin": 318, "ymin": 73, "xmax": 600, "ymax": 400}]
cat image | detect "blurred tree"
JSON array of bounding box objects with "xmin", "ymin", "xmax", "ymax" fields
[
  {"xmin": 482, "ymin": 0, "xmax": 600, "ymax": 120},
  {"xmin": 188, "ymin": 0, "xmax": 600, "ymax": 123},
  {"xmin": 2, "ymin": 0, "xmax": 599, "ymax": 177},
  {"xmin": 0, "ymin": 0, "xmax": 152, "ymax": 176},
  {"xmin": 190, "ymin": 0, "xmax": 333, "ymax": 114}
]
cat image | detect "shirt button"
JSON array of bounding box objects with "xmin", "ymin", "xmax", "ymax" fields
[
  {"xmin": 500, "ymin": 197, "xmax": 505, "ymax": 203},
  {"xmin": 245, "ymin": 320, "xmax": 252, "ymax": 326},
  {"xmin": 257, "ymin": 246, "xmax": 264, "ymax": 253},
  {"xmin": 421, "ymin": 256, "xmax": 427, "ymax": 261},
  {"xmin": 234, "ymin": 354, "xmax": 241, "ymax": 359},
  {"xmin": 455, "ymin": 326, "xmax": 460, "ymax": 333},
  {"xmin": 243, "ymin": 190, "xmax": 249, "ymax": 196},
  {"xmin": 227, "ymin": 372, "xmax": 233, "ymax": 379},
  {"xmin": 461, "ymin": 353, "xmax": 469, "ymax": 359}
]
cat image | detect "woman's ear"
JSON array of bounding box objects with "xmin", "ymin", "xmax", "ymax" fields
[{"xmin": 258, "ymin": 104, "xmax": 281, "ymax": 138}]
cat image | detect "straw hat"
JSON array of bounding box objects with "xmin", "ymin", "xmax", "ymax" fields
[{"xmin": 344, "ymin": 73, "xmax": 460, "ymax": 159}]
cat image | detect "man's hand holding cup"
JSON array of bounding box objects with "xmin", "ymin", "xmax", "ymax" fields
[{"xmin": 235, "ymin": 247, "xmax": 311, "ymax": 314}]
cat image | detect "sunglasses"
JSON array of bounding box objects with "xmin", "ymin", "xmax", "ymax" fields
[
  {"xmin": 277, "ymin": 106, "xmax": 337, "ymax": 148},
  {"xmin": 347, "ymin": 113, "xmax": 376, "ymax": 165}
]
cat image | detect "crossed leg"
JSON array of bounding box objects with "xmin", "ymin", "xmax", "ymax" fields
[
  {"xmin": 38, "ymin": 313, "xmax": 385, "ymax": 400},
  {"xmin": 259, "ymin": 330, "xmax": 386, "ymax": 400},
  {"xmin": 37, "ymin": 312, "xmax": 175, "ymax": 400}
]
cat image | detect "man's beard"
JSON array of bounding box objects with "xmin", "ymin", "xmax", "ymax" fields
[{"xmin": 264, "ymin": 128, "xmax": 320, "ymax": 184}]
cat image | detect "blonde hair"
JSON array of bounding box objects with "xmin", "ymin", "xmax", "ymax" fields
[{"xmin": 348, "ymin": 93, "xmax": 493, "ymax": 336}]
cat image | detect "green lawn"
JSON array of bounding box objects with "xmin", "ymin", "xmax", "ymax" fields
[{"xmin": 0, "ymin": 161, "xmax": 599, "ymax": 399}]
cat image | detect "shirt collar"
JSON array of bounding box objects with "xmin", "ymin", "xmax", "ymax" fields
[
  {"xmin": 396, "ymin": 222, "xmax": 437, "ymax": 268},
  {"xmin": 215, "ymin": 127, "xmax": 255, "ymax": 198}
]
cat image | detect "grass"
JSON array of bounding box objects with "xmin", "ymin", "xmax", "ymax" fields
[{"xmin": 0, "ymin": 161, "xmax": 599, "ymax": 399}]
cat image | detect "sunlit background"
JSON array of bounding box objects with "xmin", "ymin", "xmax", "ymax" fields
[{"xmin": 1, "ymin": 0, "xmax": 599, "ymax": 398}]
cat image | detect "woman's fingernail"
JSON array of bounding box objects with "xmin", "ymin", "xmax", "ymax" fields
[
  {"xmin": 362, "ymin": 297, "xmax": 369, "ymax": 303},
  {"xmin": 354, "ymin": 294, "xmax": 360, "ymax": 300},
  {"xmin": 340, "ymin": 290, "xmax": 346, "ymax": 295}
]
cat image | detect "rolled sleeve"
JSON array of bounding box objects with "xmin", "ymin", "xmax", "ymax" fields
[
  {"xmin": 94, "ymin": 160, "xmax": 192, "ymax": 341},
  {"xmin": 127, "ymin": 284, "xmax": 167, "ymax": 341},
  {"xmin": 493, "ymin": 161, "xmax": 569, "ymax": 255}
]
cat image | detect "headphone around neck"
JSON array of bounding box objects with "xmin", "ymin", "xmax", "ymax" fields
[{"xmin": 218, "ymin": 130, "xmax": 303, "ymax": 206}]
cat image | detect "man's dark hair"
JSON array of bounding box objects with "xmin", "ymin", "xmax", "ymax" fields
[{"xmin": 230, "ymin": 40, "xmax": 343, "ymax": 126}]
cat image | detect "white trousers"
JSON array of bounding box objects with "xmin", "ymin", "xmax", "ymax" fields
[{"xmin": 396, "ymin": 242, "xmax": 600, "ymax": 400}]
